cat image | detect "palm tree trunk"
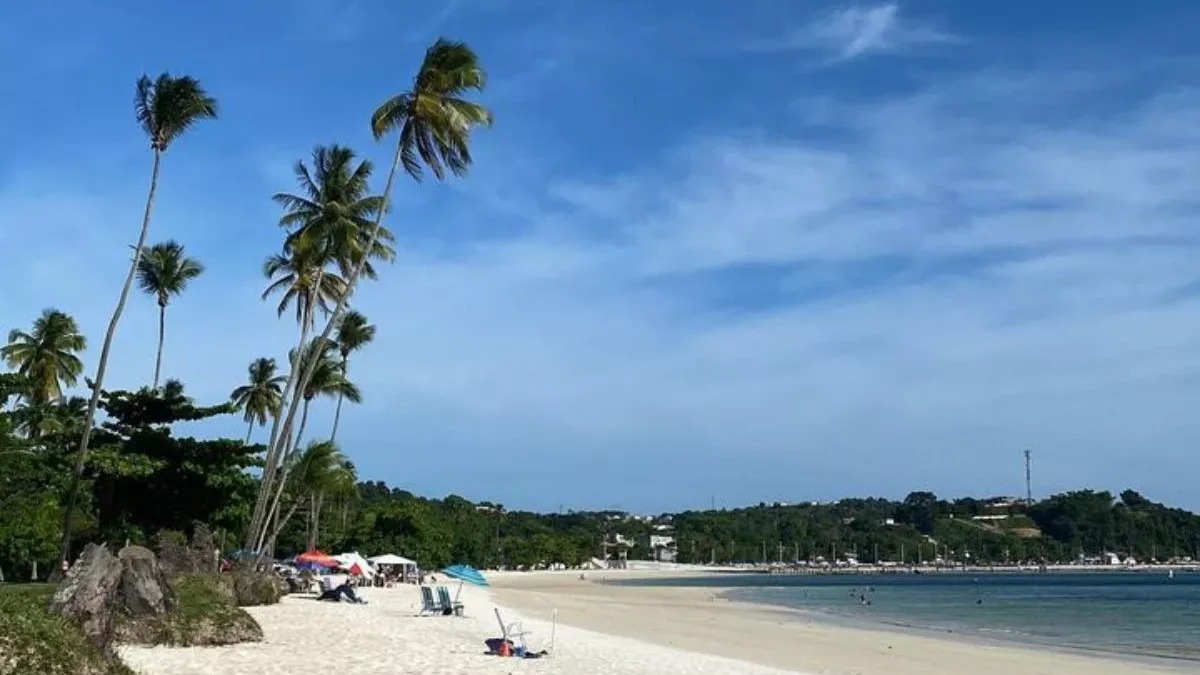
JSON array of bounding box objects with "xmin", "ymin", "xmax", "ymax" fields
[
  {"xmin": 312, "ymin": 492, "xmax": 325, "ymax": 550},
  {"xmin": 245, "ymin": 420, "xmax": 254, "ymax": 445},
  {"xmin": 330, "ymin": 356, "xmax": 348, "ymax": 441},
  {"xmin": 294, "ymin": 398, "xmax": 311, "ymax": 449},
  {"xmin": 266, "ymin": 498, "xmax": 303, "ymax": 558},
  {"xmin": 251, "ymin": 142, "xmax": 404, "ymax": 553},
  {"xmin": 306, "ymin": 494, "xmax": 317, "ymax": 550},
  {"xmin": 152, "ymin": 301, "xmax": 166, "ymax": 389},
  {"xmin": 245, "ymin": 309, "xmax": 312, "ymax": 551},
  {"xmin": 60, "ymin": 148, "xmax": 162, "ymax": 565}
]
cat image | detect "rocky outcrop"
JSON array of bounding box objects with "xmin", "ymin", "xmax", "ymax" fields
[
  {"xmin": 52, "ymin": 544, "xmax": 262, "ymax": 650},
  {"xmin": 49, "ymin": 544, "xmax": 124, "ymax": 650},
  {"xmin": 117, "ymin": 546, "xmax": 176, "ymax": 616},
  {"xmin": 114, "ymin": 574, "xmax": 263, "ymax": 647},
  {"xmin": 231, "ymin": 570, "xmax": 283, "ymax": 607}
]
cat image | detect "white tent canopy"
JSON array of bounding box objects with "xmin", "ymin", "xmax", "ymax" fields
[{"xmin": 368, "ymin": 554, "xmax": 417, "ymax": 567}]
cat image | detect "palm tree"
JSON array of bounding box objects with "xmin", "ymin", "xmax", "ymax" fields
[
  {"xmin": 2, "ymin": 309, "xmax": 86, "ymax": 405},
  {"xmin": 262, "ymin": 236, "xmax": 347, "ymax": 338},
  {"xmin": 136, "ymin": 240, "xmax": 204, "ymax": 389},
  {"xmin": 247, "ymin": 38, "xmax": 491, "ymax": 552},
  {"xmin": 330, "ymin": 310, "xmax": 375, "ymax": 441},
  {"xmin": 230, "ymin": 358, "xmax": 285, "ymax": 443},
  {"xmin": 263, "ymin": 440, "xmax": 354, "ymax": 553},
  {"xmin": 63, "ymin": 73, "xmax": 218, "ymax": 565},
  {"xmin": 290, "ymin": 340, "xmax": 361, "ymax": 449},
  {"xmin": 273, "ymin": 145, "xmax": 395, "ymax": 281}
]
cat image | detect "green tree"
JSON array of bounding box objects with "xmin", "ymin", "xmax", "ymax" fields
[
  {"xmin": 330, "ymin": 310, "xmax": 375, "ymax": 441},
  {"xmin": 2, "ymin": 309, "xmax": 86, "ymax": 405},
  {"xmin": 262, "ymin": 237, "xmax": 348, "ymax": 338},
  {"xmin": 245, "ymin": 38, "xmax": 492, "ymax": 552},
  {"xmin": 230, "ymin": 357, "xmax": 285, "ymax": 443},
  {"xmin": 136, "ymin": 240, "xmax": 205, "ymax": 389},
  {"xmin": 64, "ymin": 73, "xmax": 217, "ymax": 564}
]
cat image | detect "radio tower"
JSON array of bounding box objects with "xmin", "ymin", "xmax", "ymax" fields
[{"xmin": 1023, "ymin": 449, "xmax": 1033, "ymax": 505}]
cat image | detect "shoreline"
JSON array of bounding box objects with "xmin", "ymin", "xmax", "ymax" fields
[{"xmin": 490, "ymin": 569, "xmax": 1198, "ymax": 675}]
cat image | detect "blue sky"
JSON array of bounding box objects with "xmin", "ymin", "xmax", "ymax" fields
[{"xmin": 3, "ymin": 1, "xmax": 1200, "ymax": 512}]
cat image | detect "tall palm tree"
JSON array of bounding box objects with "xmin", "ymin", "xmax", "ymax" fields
[
  {"xmin": 136, "ymin": 240, "xmax": 204, "ymax": 389},
  {"xmin": 273, "ymin": 145, "xmax": 395, "ymax": 281},
  {"xmin": 290, "ymin": 339, "xmax": 361, "ymax": 449},
  {"xmin": 247, "ymin": 38, "xmax": 491, "ymax": 552},
  {"xmin": 330, "ymin": 310, "xmax": 375, "ymax": 441},
  {"xmin": 230, "ymin": 357, "xmax": 285, "ymax": 443},
  {"xmin": 2, "ymin": 309, "xmax": 86, "ymax": 405},
  {"xmin": 262, "ymin": 236, "xmax": 347, "ymax": 338},
  {"xmin": 263, "ymin": 440, "xmax": 354, "ymax": 552},
  {"xmin": 63, "ymin": 73, "xmax": 218, "ymax": 565}
]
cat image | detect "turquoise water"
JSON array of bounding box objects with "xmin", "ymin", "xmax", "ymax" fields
[{"xmin": 622, "ymin": 572, "xmax": 1200, "ymax": 661}]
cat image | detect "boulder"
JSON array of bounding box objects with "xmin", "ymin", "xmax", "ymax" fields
[
  {"xmin": 49, "ymin": 544, "xmax": 124, "ymax": 651},
  {"xmin": 153, "ymin": 530, "xmax": 194, "ymax": 576},
  {"xmin": 231, "ymin": 570, "xmax": 282, "ymax": 607},
  {"xmin": 117, "ymin": 545, "xmax": 176, "ymax": 616},
  {"xmin": 113, "ymin": 575, "xmax": 263, "ymax": 647},
  {"xmin": 188, "ymin": 524, "xmax": 219, "ymax": 574}
]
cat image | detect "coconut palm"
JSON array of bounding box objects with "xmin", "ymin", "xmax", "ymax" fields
[
  {"xmin": 230, "ymin": 358, "xmax": 285, "ymax": 444},
  {"xmin": 273, "ymin": 145, "xmax": 395, "ymax": 281},
  {"xmin": 2, "ymin": 309, "xmax": 86, "ymax": 405},
  {"xmin": 289, "ymin": 339, "xmax": 361, "ymax": 448},
  {"xmin": 262, "ymin": 236, "xmax": 347, "ymax": 338},
  {"xmin": 263, "ymin": 440, "xmax": 354, "ymax": 552},
  {"xmin": 330, "ymin": 310, "xmax": 375, "ymax": 441},
  {"xmin": 247, "ymin": 38, "xmax": 491, "ymax": 552},
  {"xmin": 136, "ymin": 240, "xmax": 204, "ymax": 389},
  {"xmin": 64, "ymin": 73, "xmax": 217, "ymax": 564}
]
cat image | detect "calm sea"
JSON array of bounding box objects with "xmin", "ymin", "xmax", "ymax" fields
[{"xmin": 622, "ymin": 571, "xmax": 1200, "ymax": 661}]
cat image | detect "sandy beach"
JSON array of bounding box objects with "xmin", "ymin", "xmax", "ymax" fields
[{"xmin": 119, "ymin": 571, "xmax": 1197, "ymax": 675}]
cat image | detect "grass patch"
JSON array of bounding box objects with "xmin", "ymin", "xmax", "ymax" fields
[{"xmin": 0, "ymin": 584, "xmax": 134, "ymax": 675}]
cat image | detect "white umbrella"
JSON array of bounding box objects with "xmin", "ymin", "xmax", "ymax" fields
[
  {"xmin": 334, "ymin": 552, "xmax": 376, "ymax": 578},
  {"xmin": 368, "ymin": 554, "xmax": 416, "ymax": 566}
]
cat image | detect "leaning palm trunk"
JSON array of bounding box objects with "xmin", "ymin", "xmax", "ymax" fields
[
  {"xmin": 246, "ymin": 146, "xmax": 404, "ymax": 553},
  {"xmin": 330, "ymin": 356, "xmax": 348, "ymax": 441},
  {"xmin": 152, "ymin": 299, "xmax": 166, "ymax": 388},
  {"xmin": 245, "ymin": 306, "xmax": 315, "ymax": 550},
  {"xmin": 256, "ymin": 397, "xmax": 311, "ymax": 552},
  {"xmin": 60, "ymin": 148, "xmax": 162, "ymax": 564}
]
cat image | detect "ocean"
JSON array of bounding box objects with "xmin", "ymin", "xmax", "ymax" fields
[{"xmin": 622, "ymin": 571, "xmax": 1200, "ymax": 662}]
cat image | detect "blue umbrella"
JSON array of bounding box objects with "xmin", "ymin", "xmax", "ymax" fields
[{"xmin": 442, "ymin": 564, "xmax": 489, "ymax": 588}]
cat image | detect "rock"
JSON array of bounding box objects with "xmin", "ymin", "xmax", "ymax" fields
[
  {"xmin": 117, "ymin": 545, "xmax": 176, "ymax": 616},
  {"xmin": 188, "ymin": 524, "xmax": 219, "ymax": 574},
  {"xmin": 1, "ymin": 583, "xmax": 135, "ymax": 675},
  {"xmin": 153, "ymin": 530, "xmax": 193, "ymax": 576},
  {"xmin": 113, "ymin": 575, "xmax": 263, "ymax": 647},
  {"xmin": 49, "ymin": 544, "xmax": 124, "ymax": 651},
  {"xmin": 231, "ymin": 570, "xmax": 282, "ymax": 607}
]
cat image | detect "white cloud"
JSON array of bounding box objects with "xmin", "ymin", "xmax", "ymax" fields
[{"xmin": 773, "ymin": 2, "xmax": 956, "ymax": 62}]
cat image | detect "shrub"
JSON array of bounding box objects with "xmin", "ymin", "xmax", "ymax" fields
[
  {"xmin": 231, "ymin": 570, "xmax": 282, "ymax": 607},
  {"xmin": 0, "ymin": 584, "xmax": 134, "ymax": 675}
]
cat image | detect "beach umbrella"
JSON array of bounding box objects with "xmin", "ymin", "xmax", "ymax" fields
[
  {"xmin": 368, "ymin": 554, "xmax": 416, "ymax": 566},
  {"xmin": 295, "ymin": 550, "xmax": 339, "ymax": 568},
  {"xmin": 442, "ymin": 564, "xmax": 488, "ymax": 603}
]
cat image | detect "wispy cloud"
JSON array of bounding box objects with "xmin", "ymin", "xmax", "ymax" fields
[{"xmin": 765, "ymin": 2, "xmax": 957, "ymax": 62}]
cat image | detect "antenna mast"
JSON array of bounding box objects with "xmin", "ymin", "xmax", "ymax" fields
[{"xmin": 1024, "ymin": 449, "xmax": 1033, "ymax": 504}]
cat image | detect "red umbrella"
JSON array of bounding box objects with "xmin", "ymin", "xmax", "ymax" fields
[{"xmin": 295, "ymin": 550, "xmax": 340, "ymax": 568}]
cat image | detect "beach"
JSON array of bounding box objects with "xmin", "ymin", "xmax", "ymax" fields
[{"xmin": 119, "ymin": 571, "xmax": 1197, "ymax": 675}]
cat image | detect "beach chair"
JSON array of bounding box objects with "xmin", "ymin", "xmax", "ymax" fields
[
  {"xmin": 494, "ymin": 607, "xmax": 530, "ymax": 651},
  {"xmin": 419, "ymin": 585, "xmax": 442, "ymax": 615},
  {"xmin": 437, "ymin": 585, "xmax": 464, "ymax": 616}
]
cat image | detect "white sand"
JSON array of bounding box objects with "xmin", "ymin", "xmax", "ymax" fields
[
  {"xmin": 120, "ymin": 572, "xmax": 1197, "ymax": 675},
  {"xmin": 118, "ymin": 582, "xmax": 794, "ymax": 674}
]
